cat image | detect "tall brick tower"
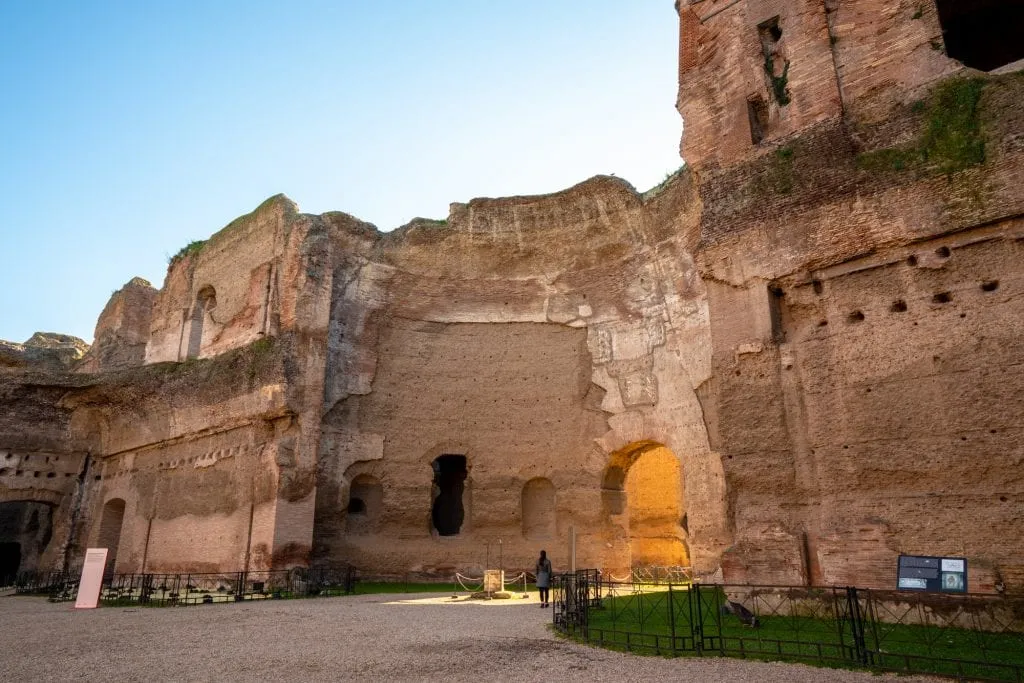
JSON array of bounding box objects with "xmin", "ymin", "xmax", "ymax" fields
[{"xmin": 674, "ymin": 0, "xmax": 1021, "ymax": 171}]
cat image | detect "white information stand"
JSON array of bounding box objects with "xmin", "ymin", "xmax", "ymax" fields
[{"xmin": 74, "ymin": 548, "xmax": 108, "ymax": 609}]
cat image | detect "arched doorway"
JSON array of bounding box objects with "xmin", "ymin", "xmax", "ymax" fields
[
  {"xmin": 603, "ymin": 441, "xmax": 689, "ymax": 568},
  {"xmin": 97, "ymin": 498, "xmax": 126, "ymax": 575}
]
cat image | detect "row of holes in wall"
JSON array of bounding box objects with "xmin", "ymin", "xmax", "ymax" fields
[
  {"xmin": 0, "ymin": 469, "xmax": 72, "ymax": 479},
  {"xmin": 830, "ymin": 280, "xmax": 999, "ymax": 327},
  {"xmin": 769, "ymin": 274, "xmax": 1000, "ymax": 341},
  {"xmin": 1, "ymin": 453, "xmax": 61, "ymax": 463}
]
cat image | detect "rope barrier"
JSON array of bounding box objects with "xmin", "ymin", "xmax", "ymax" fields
[
  {"xmin": 452, "ymin": 572, "xmax": 534, "ymax": 594},
  {"xmin": 453, "ymin": 573, "xmax": 484, "ymax": 593}
]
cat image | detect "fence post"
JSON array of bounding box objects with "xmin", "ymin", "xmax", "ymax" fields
[
  {"xmin": 846, "ymin": 587, "xmax": 869, "ymax": 665},
  {"xmin": 668, "ymin": 584, "xmax": 677, "ymax": 650},
  {"xmin": 693, "ymin": 583, "xmax": 703, "ymax": 656}
]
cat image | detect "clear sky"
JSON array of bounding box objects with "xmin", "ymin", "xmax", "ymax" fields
[{"xmin": 0, "ymin": 1, "xmax": 684, "ymax": 344}]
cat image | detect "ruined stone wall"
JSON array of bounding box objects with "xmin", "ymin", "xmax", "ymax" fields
[
  {"xmin": 145, "ymin": 195, "xmax": 301, "ymax": 364},
  {"xmin": 691, "ymin": 61, "xmax": 1024, "ymax": 591},
  {"xmin": 77, "ymin": 277, "xmax": 157, "ymax": 373},
  {"xmin": 68, "ymin": 191, "xmax": 338, "ymax": 573},
  {"xmin": 676, "ymin": 0, "xmax": 962, "ymax": 171},
  {"xmin": 314, "ymin": 175, "xmax": 724, "ymax": 576}
]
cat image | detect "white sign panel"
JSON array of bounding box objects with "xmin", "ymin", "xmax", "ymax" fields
[
  {"xmin": 74, "ymin": 548, "xmax": 108, "ymax": 609},
  {"xmin": 941, "ymin": 558, "xmax": 965, "ymax": 573}
]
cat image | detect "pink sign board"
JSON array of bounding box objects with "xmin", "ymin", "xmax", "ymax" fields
[{"xmin": 74, "ymin": 548, "xmax": 108, "ymax": 609}]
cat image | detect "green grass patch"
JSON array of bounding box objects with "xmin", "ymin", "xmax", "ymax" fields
[
  {"xmin": 857, "ymin": 77, "xmax": 986, "ymax": 176},
  {"xmin": 168, "ymin": 239, "xmax": 207, "ymax": 265},
  {"xmin": 572, "ymin": 589, "xmax": 1024, "ymax": 680},
  {"xmin": 920, "ymin": 77, "xmax": 986, "ymax": 173}
]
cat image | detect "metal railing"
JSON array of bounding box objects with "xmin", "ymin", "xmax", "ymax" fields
[
  {"xmin": 14, "ymin": 565, "xmax": 357, "ymax": 606},
  {"xmin": 552, "ymin": 571, "xmax": 1024, "ymax": 682}
]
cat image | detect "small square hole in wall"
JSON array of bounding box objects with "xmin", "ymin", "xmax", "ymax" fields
[
  {"xmin": 933, "ymin": 292, "xmax": 953, "ymax": 304},
  {"xmin": 981, "ymin": 280, "xmax": 999, "ymax": 292},
  {"xmin": 848, "ymin": 311, "xmax": 865, "ymax": 323},
  {"xmin": 891, "ymin": 300, "xmax": 908, "ymax": 312}
]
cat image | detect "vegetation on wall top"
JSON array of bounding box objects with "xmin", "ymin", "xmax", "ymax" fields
[{"xmin": 857, "ymin": 76, "xmax": 987, "ymax": 175}]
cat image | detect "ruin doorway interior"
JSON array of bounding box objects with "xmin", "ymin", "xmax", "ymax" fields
[
  {"xmin": 935, "ymin": 0, "xmax": 1024, "ymax": 72},
  {"xmin": 0, "ymin": 501, "xmax": 54, "ymax": 578},
  {"xmin": 0, "ymin": 542, "xmax": 20, "ymax": 580},
  {"xmin": 431, "ymin": 455, "xmax": 467, "ymax": 536},
  {"xmin": 97, "ymin": 498, "xmax": 126, "ymax": 575},
  {"xmin": 604, "ymin": 442, "xmax": 689, "ymax": 568}
]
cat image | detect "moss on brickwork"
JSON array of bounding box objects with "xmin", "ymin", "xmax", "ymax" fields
[
  {"xmin": 921, "ymin": 77, "xmax": 985, "ymax": 173},
  {"xmin": 857, "ymin": 77, "xmax": 986, "ymax": 175}
]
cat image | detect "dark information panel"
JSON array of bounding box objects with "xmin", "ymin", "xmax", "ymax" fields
[{"xmin": 897, "ymin": 554, "xmax": 967, "ymax": 593}]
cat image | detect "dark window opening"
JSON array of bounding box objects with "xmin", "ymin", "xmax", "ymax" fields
[
  {"xmin": 0, "ymin": 542, "xmax": 21, "ymax": 582},
  {"xmin": 747, "ymin": 95, "xmax": 769, "ymax": 144},
  {"xmin": 935, "ymin": 246, "xmax": 951, "ymax": 258},
  {"xmin": 936, "ymin": 0, "xmax": 1024, "ymax": 72},
  {"xmin": 981, "ymin": 280, "xmax": 1000, "ymax": 292},
  {"xmin": 891, "ymin": 300, "xmax": 908, "ymax": 312},
  {"xmin": 347, "ymin": 498, "xmax": 366, "ymax": 515},
  {"xmin": 848, "ymin": 310, "xmax": 866, "ymax": 323},
  {"xmin": 431, "ymin": 455, "xmax": 467, "ymax": 536},
  {"xmin": 933, "ymin": 291, "xmax": 953, "ymax": 304},
  {"xmin": 768, "ymin": 285, "xmax": 786, "ymax": 343}
]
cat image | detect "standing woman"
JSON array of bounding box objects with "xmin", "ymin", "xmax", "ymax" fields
[{"xmin": 535, "ymin": 550, "xmax": 552, "ymax": 607}]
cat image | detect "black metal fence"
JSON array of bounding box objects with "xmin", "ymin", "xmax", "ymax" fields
[
  {"xmin": 14, "ymin": 565, "xmax": 357, "ymax": 606},
  {"xmin": 553, "ymin": 571, "xmax": 1024, "ymax": 682}
]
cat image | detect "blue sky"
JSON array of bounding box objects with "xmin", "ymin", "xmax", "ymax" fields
[{"xmin": 0, "ymin": 1, "xmax": 683, "ymax": 343}]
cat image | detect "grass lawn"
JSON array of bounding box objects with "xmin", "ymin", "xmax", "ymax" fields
[{"xmin": 574, "ymin": 588, "xmax": 1024, "ymax": 681}]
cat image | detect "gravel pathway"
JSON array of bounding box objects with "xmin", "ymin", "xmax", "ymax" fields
[{"xmin": 0, "ymin": 593, "xmax": 941, "ymax": 682}]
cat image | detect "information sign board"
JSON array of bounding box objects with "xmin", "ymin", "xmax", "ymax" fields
[
  {"xmin": 74, "ymin": 548, "xmax": 108, "ymax": 609},
  {"xmin": 897, "ymin": 554, "xmax": 967, "ymax": 593}
]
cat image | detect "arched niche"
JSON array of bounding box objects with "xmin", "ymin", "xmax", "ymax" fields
[
  {"xmin": 97, "ymin": 498, "xmax": 127, "ymax": 575},
  {"xmin": 602, "ymin": 441, "xmax": 689, "ymax": 568},
  {"xmin": 186, "ymin": 286, "xmax": 217, "ymax": 359},
  {"xmin": 521, "ymin": 478, "xmax": 556, "ymax": 541},
  {"xmin": 346, "ymin": 474, "xmax": 383, "ymax": 535}
]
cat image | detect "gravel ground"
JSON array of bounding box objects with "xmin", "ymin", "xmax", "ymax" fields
[{"xmin": 0, "ymin": 592, "xmax": 941, "ymax": 682}]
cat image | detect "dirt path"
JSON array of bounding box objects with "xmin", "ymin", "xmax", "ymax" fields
[{"xmin": 0, "ymin": 593, "xmax": 940, "ymax": 682}]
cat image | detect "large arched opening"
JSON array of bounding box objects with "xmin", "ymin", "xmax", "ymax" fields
[
  {"xmin": 0, "ymin": 501, "xmax": 54, "ymax": 580},
  {"xmin": 603, "ymin": 441, "xmax": 689, "ymax": 569},
  {"xmin": 97, "ymin": 498, "xmax": 127, "ymax": 575}
]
